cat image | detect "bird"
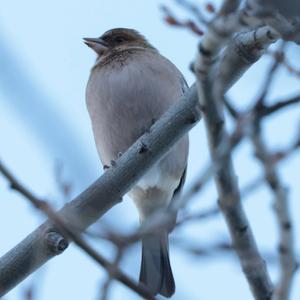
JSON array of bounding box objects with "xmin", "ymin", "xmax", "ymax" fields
[{"xmin": 84, "ymin": 28, "xmax": 189, "ymax": 298}]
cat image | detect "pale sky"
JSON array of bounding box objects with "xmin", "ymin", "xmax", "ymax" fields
[{"xmin": 0, "ymin": 1, "xmax": 300, "ymax": 300}]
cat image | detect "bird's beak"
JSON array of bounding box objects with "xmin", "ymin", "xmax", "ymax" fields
[{"xmin": 83, "ymin": 37, "xmax": 109, "ymax": 55}]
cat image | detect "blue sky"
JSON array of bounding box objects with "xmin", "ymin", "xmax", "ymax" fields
[{"xmin": 0, "ymin": 0, "xmax": 300, "ymax": 299}]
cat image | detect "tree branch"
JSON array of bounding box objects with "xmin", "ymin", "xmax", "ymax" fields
[
  {"xmin": 194, "ymin": 5, "xmax": 274, "ymax": 300},
  {"xmin": 260, "ymin": 95, "xmax": 300, "ymax": 117},
  {"xmin": 251, "ymin": 121, "xmax": 298, "ymax": 300}
]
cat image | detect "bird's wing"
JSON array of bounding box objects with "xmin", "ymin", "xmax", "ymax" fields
[
  {"xmin": 172, "ymin": 167, "xmax": 187, "ymax": 199},
  {"xmin": 179, "ymin": 74, "xmax": 189, "ymax": 95}
]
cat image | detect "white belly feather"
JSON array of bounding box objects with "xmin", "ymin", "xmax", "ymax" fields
[{"xmin": 137, "ymin": 162, "xmax": 181, "ymax": 193}]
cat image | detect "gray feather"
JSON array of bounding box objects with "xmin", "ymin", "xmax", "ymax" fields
[{"xmin": 140, "ymin": 232, "xmax": 175, "ymax": 298}]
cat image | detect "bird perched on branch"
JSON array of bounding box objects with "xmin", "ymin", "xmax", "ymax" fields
[{"xmin": 84, "ymin": 28, "xmax": 189, "ymax": 297}]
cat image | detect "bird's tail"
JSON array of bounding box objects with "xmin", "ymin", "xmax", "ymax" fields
[{"xmin": 139, "ymin": 232, "xmax": 175, "ymax": 298}]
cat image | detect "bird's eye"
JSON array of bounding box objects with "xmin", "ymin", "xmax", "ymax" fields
[{"xmin": 114, "ymin": 36, "xmax": 126, "ymax": 43}]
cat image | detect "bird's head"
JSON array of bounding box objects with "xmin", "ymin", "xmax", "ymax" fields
[{"xmin": 83, "ymin": 28, "xmax": 155, "ymax": 57}]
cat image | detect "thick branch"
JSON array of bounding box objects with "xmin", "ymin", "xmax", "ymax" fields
[{"xmin": 194, "ymin": 7, "xmax": 274, "ymax": 300}]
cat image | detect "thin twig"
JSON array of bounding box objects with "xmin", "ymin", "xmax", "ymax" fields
[
  {"xmin": 260, "ymin": 95, "xmax": 300, "ymax": 117},
  {"xmin": 267, "ymin": 50, "xmax": 300, "ymax": 79},
  {"xmin": 100, "ymin": 249, "xmax": 124, "ymax": 300},
  {"xmin": 219, "ymin": 0, "xmax": 241, "ymax": 15},
  {"xmin": 250, "ymin": 121, "xmax": 298, "ymax": 300},
  {"xmin": 255, "ymin": 48, "xmax": 284, "ymax": 110},
  {"xmin": 173, "ymin": 0, "xmax": 209, "ymax": 24},
  {"xmin": 161, "ymin": 5, "xmax": 204, "ymax": 36}
]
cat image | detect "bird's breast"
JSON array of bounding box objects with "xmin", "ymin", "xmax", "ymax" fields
[{"xmin": 86, "ymin": 50, "xmax": 185, "ymax": 167}]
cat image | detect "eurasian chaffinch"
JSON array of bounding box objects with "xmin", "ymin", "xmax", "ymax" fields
[{"xmin": 84, "ymin": 28, "xmax": 189, "ymax": 297}]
